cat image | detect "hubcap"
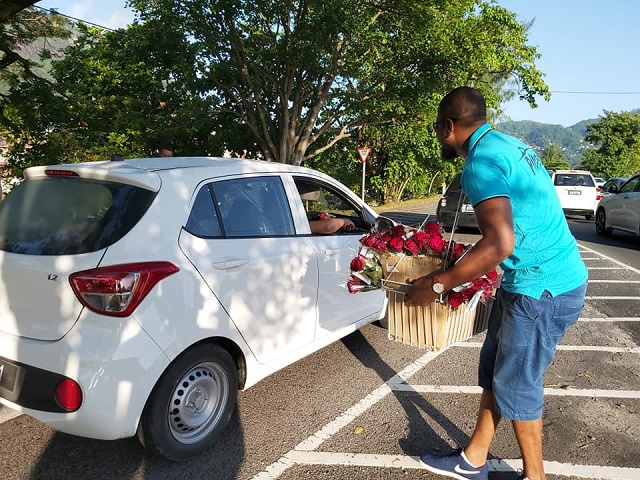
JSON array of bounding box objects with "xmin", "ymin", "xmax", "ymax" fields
[{"xmin": 168, "ymin": 362, "xmax": 229, "ymax": 444}]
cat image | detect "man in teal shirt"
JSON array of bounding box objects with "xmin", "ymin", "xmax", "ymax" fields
[{"xmin": 408, "ymin": 87, "xmax": 587, "ymax": 480}]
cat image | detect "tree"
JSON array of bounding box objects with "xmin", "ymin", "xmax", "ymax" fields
[
  {"xmin": 0, "ymin": 5, "xmax": 71, "ymax": 86},
  {"xmin": 128, "ymin": 0, "xmax": 549, "ymax": 165},
  {"xmin": 0, "ymin": 21, "xmax": 219, "ymax": 171},
  {"xmin": 541, "ymin": 143, "xmax": 570, "ymax": 170},
  {"xmin": 0, "ymin": 0, "xmax": 39, "ymax": 22},
  {"xmin": 580, "ymin": 111, "xmax": 640, "ymax": 178}
]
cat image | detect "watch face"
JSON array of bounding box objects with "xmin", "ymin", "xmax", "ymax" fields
[{"xmin": 432, "ymin": 282, "xmax": 445, "ymax": 294}]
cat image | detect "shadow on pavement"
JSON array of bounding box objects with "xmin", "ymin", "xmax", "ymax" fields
[{"xmin": 340, "ymin": 330, "xmax": 519, "ymax": 479}]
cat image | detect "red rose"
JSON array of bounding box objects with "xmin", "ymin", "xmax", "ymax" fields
[
  {"xmin": 389, "ymin": 236, "xmax": 404, "ymax": 252},
  {"xmin": 485, "ymin": 268, "xmax": 499, "ymax": 282},
  {"xmin": 405, "ymin": 238, "xmax": 421, "ymax": 255},
  {"xmin": 452, "ymin": 243, "xmax": 467, "ymax": 259},
  {"xmin": 413, "ymin": 231, "xmax": 429, "ymax": 248},
  {"xmin": 461, "ymin": 287, "xmax": 476, "ymax": 301},
  {"xmin": 424, "ymin": 222, "xmax": 441, "ymax": 234},
  {"xmin": 427, "ymin": 235, "xmax": 447, "ymax": 253},
  {"xmin": 381, "ymin": 231, "xmax": 393, "ymax": 242},
  {"xmin": 447, "ymin": 291, "xmax": 464, "ymax": 308},
  {"xmin": 347, "ymin": 277, "xmax": 364, "ymax": 294},
  {"xmin": 373, "ymin": 239, "xmax": 388, "ymax": 252},
  {"xmin": 360, "ymin": 235, "xmax": 376, "ymax": 247},
  {"xmin": 391, "ymin": 225, "xmax": 407, "ymax": 237},
  {"xmin": 350, "ymin": 255, "xmax": 367, "ymax": 272}
]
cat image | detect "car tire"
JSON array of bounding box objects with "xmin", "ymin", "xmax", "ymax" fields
[
  {"xmin": 595, "ymin": 208, "xmax": 612, "ymax": 237},
  {"xmin": 137, "ymin": 343, "xmax": 238, "ymax": 461}
]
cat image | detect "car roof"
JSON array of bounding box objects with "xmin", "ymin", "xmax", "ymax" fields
[
  {"xmin": 553, "ymin": 170, "xmax": 593, "ymax": 175},
  {"xmin": 24, "ymin": 157, "xmax": 327, "ymax": 191}
]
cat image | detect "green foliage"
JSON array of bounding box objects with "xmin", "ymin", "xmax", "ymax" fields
[
  {"xmin": 3, "ymin": 0, "xmax": 551, "ymax": 201},
  {"xmin": 1, "ymin": 21, "xmax": 220, "ymax": 171},
  {"xmin": 127, "ymin": 0, "xmax": 549, "ymax": 166},
  {"xmin": 541, "ymin": 143, "xmax": 570, "ymax": 170},
  {"xmin": 0, "ymin": 7, "xmax": 71, "ymax": 89},
  {"xmin": 580, "ymin": 111, "xmax": 640, "ymax": 178}
]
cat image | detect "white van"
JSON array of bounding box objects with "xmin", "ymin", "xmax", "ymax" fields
[{"xmin": 551, "ymin": 169, "xmax": 598, "ymax": 219}]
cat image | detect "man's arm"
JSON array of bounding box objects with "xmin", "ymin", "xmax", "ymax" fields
[{"xmin": 407, "ymin": 196, "xmax": 514, "ymax": 306}]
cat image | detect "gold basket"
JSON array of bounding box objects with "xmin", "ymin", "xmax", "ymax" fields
[{"xmin": 381, "ymin": 253, "xmax": 492, "ymax": 350}]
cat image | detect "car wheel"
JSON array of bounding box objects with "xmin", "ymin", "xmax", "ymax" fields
[
  {"xmin": 595, "ymin": 208, "xmax": 612, "ymax": 237},
  {"xmin": 137, "ymin": 343, "xmax": 238, "ymax": 461}
]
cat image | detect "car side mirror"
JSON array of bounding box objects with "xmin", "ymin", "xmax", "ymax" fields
[
  {"xmin": 608, "ymin": 186, "xmax": 619, "ymax": 193},
  {"xmin": 373, "ymin": 215, "xmax": 396, "ymax": 233}
]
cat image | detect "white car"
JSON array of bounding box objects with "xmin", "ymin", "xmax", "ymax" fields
[
  {"xmin": 0, "ymin": 157, "xmax": 387, "ymax": 460},
  {"xmin": 551, "ymin": 169, "xmax": 598, "ymax": 219},
  {"xmin": 595, "ymin": 173, "xmax": 640, "ymax": 237}
]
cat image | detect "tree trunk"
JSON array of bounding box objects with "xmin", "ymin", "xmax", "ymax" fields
[{"xmin": 0, "ymin": 1, "xmax": 39, "ymax": 22}]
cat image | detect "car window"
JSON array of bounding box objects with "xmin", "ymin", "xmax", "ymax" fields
[
  {"xmin": 0, "ymin": 177, "xmax": 156, "ymax": 255},
  {"xmin": 553, "ymin": 174, "xmax": 595, "ymax": 187},
  {"xmin": 185, "ymin": 184, "xmax": 223, "ymax": 237},
  {"xmin": 294, "ymin": 178, "xmax": 366, "ymax": 231},
  {"xmin": 212, "ymin": 176, "xmax": 295, "ymax": 237},
  {"xmin": 620, "ymin": 176, "xmax": 640, "ymax": 193}
]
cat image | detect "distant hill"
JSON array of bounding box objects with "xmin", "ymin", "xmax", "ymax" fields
[
  {"xmin": 495, "ymin": 119, "xmax": 596, "ymax": 167},
  {"xmin": 496, "ymin": 109, "xmax": 640, "ymax": 167}
]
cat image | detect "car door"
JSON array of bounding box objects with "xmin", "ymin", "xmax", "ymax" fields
[
  {"xmin": 615, "ymin": 176, "xmax": 640, "ymax": 232},
  {"xmin": 178, "ymin": 175, "xmax": 319, "ymax": 365},
  {"xmin": 291, "ymin": 176, "xmax": 385, "ymax": 337}
]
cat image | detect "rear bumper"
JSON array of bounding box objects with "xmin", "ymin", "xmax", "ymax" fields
[
  {"xmin": 562, "ymin": 208, "xmax": 595, "ymax": 217},
  {"xmin": 0, "ymin": 312, "xmax": 169, "ymax": 440}
]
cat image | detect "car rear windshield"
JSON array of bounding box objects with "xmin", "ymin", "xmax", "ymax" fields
[
  {"xmin": 0, "ymin": 177, "xmax": 157, "ymax": 255},
  {"xmin": 553, "ymin": 174, "xmax": 595, "ymax": 187}
]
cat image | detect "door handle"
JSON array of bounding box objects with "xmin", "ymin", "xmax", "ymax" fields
[
  {"xmin": 322, "ymin": 249, "xmax": 341, "ymax": 256},
  {"xmin": 213, "ymin": 258, "xmax": 249, "ymax": 270}
]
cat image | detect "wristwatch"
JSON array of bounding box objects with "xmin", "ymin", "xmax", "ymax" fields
[{"xmin": 431, "ymin": 275, "xmax": 446, "ymax": 294}]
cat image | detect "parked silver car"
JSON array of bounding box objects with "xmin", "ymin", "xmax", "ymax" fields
[{"xmin": 595, "ymin": 173, "xmax": 640, "ymax": 237}]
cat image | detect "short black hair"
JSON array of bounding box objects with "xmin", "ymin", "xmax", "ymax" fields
[{"xmin": 439, "ymin": 87, "xmax": 487, "ymax": 125}]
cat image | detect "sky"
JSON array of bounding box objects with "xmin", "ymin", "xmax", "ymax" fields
[{"xmin": 36, "ymin": 0, "xmax": 640, "ymax": 127}]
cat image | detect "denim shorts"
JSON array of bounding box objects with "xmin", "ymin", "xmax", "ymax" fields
[{"xmin": 478, "ymin": 282, "xmax": 587, "ymax": 421}]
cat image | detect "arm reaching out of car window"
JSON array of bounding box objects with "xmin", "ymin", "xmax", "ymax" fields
[{"xmin": 309, "ymin": 217, "xmax": 356, "ymax": 234}]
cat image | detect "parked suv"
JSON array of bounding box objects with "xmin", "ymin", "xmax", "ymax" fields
[{"xmin": 551, "ymin": 170, "xmax": 598, "ymax": 219}]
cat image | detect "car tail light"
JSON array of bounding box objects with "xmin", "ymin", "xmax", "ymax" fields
[
  {"xmin": 55, "ymin": 378, "xmax": 82, "ymax": 411},
  {"xmin": 596, "ymin": 187, "xmax": 602, "ymax": 201},
  {"xmin": 45, "ymin": 169, "xmax": 79, "ymax": 177},
  {"xmin": 69, "ymin": 262, "xmax": 179, "ymax": 317}
]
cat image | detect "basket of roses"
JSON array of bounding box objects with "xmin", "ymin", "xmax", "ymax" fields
[{"xmin": 347, "ymin": 221, "xmax": 500, "ymax": 350}]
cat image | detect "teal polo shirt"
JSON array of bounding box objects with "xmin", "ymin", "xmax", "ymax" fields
[{"xmin": 461, "ymin": 123, "xmax": 588, "ymax": 298}]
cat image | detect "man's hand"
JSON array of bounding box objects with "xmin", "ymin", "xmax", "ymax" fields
[{"xmin": 406, "ymin": 274, "xmax": 440, "ymax": 307}]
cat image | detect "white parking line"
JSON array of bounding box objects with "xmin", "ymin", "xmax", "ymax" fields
[
  {"xmin": 586, "ymin": 296, "xmax": 640, "ymax": 300},
  {"xmin": 578, "ymin": 243, "xmax": 640, "ymax": 274},
  {"xmin": 0, "ymin": 406, "xmax": 21, "ymax": 424},
  {"xmin": 460, "ymin": 342, "xmax": 640, "ymax": 353},
  {"xmin": 392, "ymin": 384, "xmax": 640, "ymax": 399},
  {"xmin": 588, "ymin": 280, "xmax": 640, "ymax": 283},
  {"xmin": 251, "ymin": 349, "xmax": 446, "ymax": 480},
  {"xmin": 289, "ymin": 452, "xmax": 640, "ymax": 479},
  {"xmin": 587, "ymin": 267, "xmax": 630, "ymax": 270},
  {"xmin": 580, "ymin": 317, "xmax": 640, "ymax": 322}
]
